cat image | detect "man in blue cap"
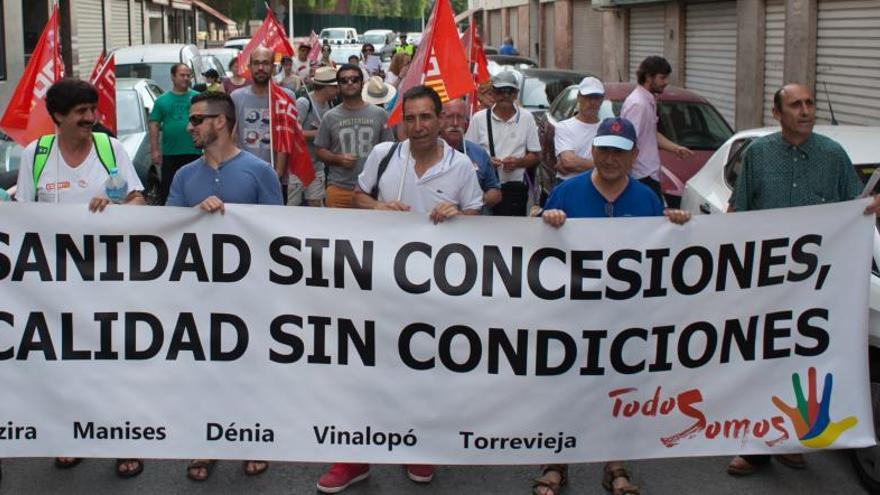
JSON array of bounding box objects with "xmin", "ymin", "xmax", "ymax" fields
[{"xmin": 533, "ymin": 116, "xmax": 689, "ymax": 495}]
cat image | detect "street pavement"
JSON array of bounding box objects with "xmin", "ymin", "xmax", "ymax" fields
[{"xmin": 0, "ymin": 450, "xmax": 869, "ymax": 494}]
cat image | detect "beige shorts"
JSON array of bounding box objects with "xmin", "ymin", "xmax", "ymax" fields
[{"xmin": 287, "ymin": 170, "xmax": 326, "ymax": 205}]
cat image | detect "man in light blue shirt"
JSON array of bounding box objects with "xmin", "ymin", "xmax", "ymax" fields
[{"xmin": 167, "ymin": 92, "xmax": 282, "ymax": 210}]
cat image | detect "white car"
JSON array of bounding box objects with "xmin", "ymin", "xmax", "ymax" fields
[
  {"xmin": 320, "ymin": 27, "xmax": 358, "ymax": 45},
  {"xmin": 681, "ymin": 125, "xmax": 880, "ymax": 492},
  {"xmin": 114, "ymin": 44, "xmax": 206, "ymax": 92},
  {"xmin": 362, "ymin": 29, "xmax": 396, "ymax": 61}
]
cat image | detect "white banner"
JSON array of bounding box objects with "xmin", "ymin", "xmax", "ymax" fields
[{"xmin": 0, "ymin": 200, "xmax": 875, "ymax": 464}]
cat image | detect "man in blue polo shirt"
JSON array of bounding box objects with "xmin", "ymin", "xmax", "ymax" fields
[
  {"xmin": 166, "ymin": 91, "xmax": 282, "ymax": 212},
  {"xmin": 534, "ymin": 116, "xmax": 689, "ymax": 495}
]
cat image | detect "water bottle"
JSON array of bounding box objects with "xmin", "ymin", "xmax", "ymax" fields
[{"xmin": 104, "ymin": 169, "xmax": 128, "ymax": 204}]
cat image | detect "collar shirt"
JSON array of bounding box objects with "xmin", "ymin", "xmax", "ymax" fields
[
  {"xmin": 620, "ymin": 84, "xmax": 661, "ymax": 180},
  {"xmin": 729, "ymin": 132, "xmax": 863, "ymax": 211},
  {"xmin": 357, "ymin": 139, "xmax": 484, "ymax": 213},
  {"xmin": 464, "ymin": 105, "xmax": 541, "ymax": 183}
]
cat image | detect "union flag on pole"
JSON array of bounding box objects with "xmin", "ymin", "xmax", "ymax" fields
[
  {"xmin": 386, "ymin": 0, "xmax": 475, "ymax": 126},
  {"xmin": 238, "ymin": 11, "xmax": 294, "ymax": 77},
  {"xmin": 269, "ymin": 80, "xmax": 315, "ymax": 187},
  {"xmin": 461, "ymin": 24, "xmax": 490, "ymax": 86},
  {"xmin": 90, "ymin": 53, "xmax": 117, "ymax": 135},
  {"xmin": 0, "ymin": 4, "xmax": 64, "ymax": 146},
  {"xmin": 307, "ymin": 30, "xmax": 322, "ymax": 63},
  {"xmin": 88, "ymin": 50, "xmax": 107, "ymax": 84}
]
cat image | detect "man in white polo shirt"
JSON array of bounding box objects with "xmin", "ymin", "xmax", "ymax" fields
[
  {"xmin": 465, "ymin": 70, "xmax": 540, "ymax": 216},
  {"xmin": 553, "ymin": 76, "xmax": 605, "ymax": 186}
]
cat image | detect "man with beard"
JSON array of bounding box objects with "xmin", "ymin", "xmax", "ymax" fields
[
  {"xmin": 620, "ymin": 56, "xmax": 693, "ymax": 201},
  {"xmin": 166, "ymin": 92, "xmax": 281, "ymax": 481},
  {"xmin": 315, "ymin": 63, "xmax": 393, "ymax": 208},
  {"xmin": 439, "ymin": 98, "xmax": 501, "ymax": 212},
  {"xmin": 230, "ymin": 46, "xmax": 295, "ymax": 196}
]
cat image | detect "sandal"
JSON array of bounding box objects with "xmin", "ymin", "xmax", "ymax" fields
[
  {"xmin": 243, "ymin": 460, "xmax": 269, "ymax": 476},
  {"xmin": 532, "ymin": 464, "xmax": 567, "ymax": 495},
  {"xmin": 116, "ymin": 458, "xmax": 144, "ymax": 478},
  {"xmin": 602, "ymin": 464, "xmax": 640, "ymax": 495},
  {"xmin": 187, "ymin": 459, "xmax": 216, "ymax": 481},
  {"xmin": 54, "ymin": 457, "xmax": 83, "ymax": 469},
  {"xmin": 726, "ymin": 455, "xmax": 757, "ymax": 475}
]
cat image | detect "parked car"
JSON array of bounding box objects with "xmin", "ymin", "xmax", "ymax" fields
[
  {"xmin": 320, "ymin": 27, "xmax": 358, "ymax": 45},
  {"xmin": 201, "ymin": 47, "xmax": 240, "ymax": 77},
  {"xmin": 537, "ymin": 82, "xmax": 733, "ymax": 205},
  {"xmin": 0, "ymin": 78, "xmax": 163, "ymax": 204},
  {"xmin": 114, "ymin": 44, "xmax": 206, "ymax": 92},
  {"xmin": 199, "ymin": 55, "xmax": 227, "ymax": 79},
  {"xmin": 404, "ymin": 32, "xmax": 423, "ymax": 46},
  {"xmin": 223, "ymin": 37, "xmax": 250, "ymax": 51},
  {"xmin": 679, "ymin": 125, "xmax": 880, "ymax": 493},
  {"xmin": 487, "ymin": 54, "xmax": 538, "ymax": 71},
  {"xmin": 516, "ymin": 68, "xmax": 590, "ymax": 119},
  {"xmin": 328, "ymin": 44, "xmax": 364, "ymax": 65},
  {"xmin": 483, "ymin": 45, "xmax": 499, "ymax": 55},
  {"xmin": 362, "ymin": 29, "xmax": 396, "ymax": 61}
]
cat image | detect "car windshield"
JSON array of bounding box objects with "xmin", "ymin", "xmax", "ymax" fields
[
  {"xmin": 208, "ymin": 52, "xmax": 235, "ymax": 70},
  {"xmin": 322, "ymin": 30, "xmax": 347, "ymax": 40},
  {"xmin": 115, "ymin": 90, "xmax": 143, "ymax": 136},
  {"xmin": 364, "ymin": 34, "xmax": 386, "ymax": 44},
  {"xmin": 116, "ymin": 63, "xmax": 176, "ymax": 91},
  {"xmin": 657, "ymin": 102, "xmax": 733, "ymax": 150},
  {"xmin": 521, "ymin": 74, "xmax": 583, "ymax": 109}
]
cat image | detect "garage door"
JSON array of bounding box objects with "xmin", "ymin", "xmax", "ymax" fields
[
  {"xmin": 816, "ymin": 0, "xmax": 880, "ymax": 125},
  {"xmin": 109, "ymin": 0, "xmax": 130, "ymax": 49},
  {"xmin": 509, "ymin": 7, "xmax": 519, "ymax": 48},
  {"xmin": 628, "ymin": 4, "xmax": 665, "ymax": 82},
  {"xmin": 76, "ymin": 0, "xmax": 105, "ymax": 78},
  {"xmin": 684, "ymin": 1, "xmax": 737, "ymax": 126},
  {"xmin": 544, "ymin": 3, "xmax": 556, "ymax": 68},
  {"xmin": 763, "ymin": 0, "xmax": 785, "ymax": 126},
  {"xmin": 132, "ymin": 0, "xmax": 144, "ymax": 45},
  {"xmin": 490, "ymin": 9, "xmax": 502, "ymax": 47},
  {"xmin": 572, "ymin": 0, "xmax": 602, "ymax": 76}
]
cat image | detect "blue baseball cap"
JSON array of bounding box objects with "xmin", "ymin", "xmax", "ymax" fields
[{"xmin": 592, "ymin": 117, "xmax": 637, "ymax": 151}]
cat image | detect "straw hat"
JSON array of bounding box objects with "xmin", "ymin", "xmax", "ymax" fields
[
  {"xmin": 313, "ymin": 66, "xmax": 338, "ymax": 85},
  {"xmin": 362, "ymin": 76, "xmax": 397, "ymax": 105}
]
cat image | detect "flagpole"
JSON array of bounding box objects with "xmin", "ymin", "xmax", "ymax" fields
[{"xmin": 269, "ymin": 81, "xmax": 276, "ymax": 176}]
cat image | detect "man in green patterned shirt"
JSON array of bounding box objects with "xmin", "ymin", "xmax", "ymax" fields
[{"xmin": 727, "ymin": 82, "xmax": 880, "ymax": 476}]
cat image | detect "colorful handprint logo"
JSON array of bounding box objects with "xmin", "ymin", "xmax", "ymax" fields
[{"xmin": 772, "ymin": 367, "xmax": 858, "ymax": 448}]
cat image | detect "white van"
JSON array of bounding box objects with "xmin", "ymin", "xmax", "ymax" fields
[{"xmin": 113, "ymin": 44, "xmax": 205, "ymax": 92}]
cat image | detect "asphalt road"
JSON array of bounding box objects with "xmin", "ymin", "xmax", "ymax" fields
[{"xmin": 0, "ymin": 450, "xmax": 869, "ymax": 494}]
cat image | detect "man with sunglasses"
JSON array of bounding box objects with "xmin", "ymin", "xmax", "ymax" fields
[
  {"xmin": 315, "ymin": 63, "xmax": 393, "ymax": 208},
  {"xmin": 465, "ymin": 71, "xmax": 541, "ymax": 216},
  {"xmin": 230, "ymin": 46, "xmax": 296, "ymax": 197}
]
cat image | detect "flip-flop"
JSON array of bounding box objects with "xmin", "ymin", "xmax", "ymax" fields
[
  {"xmin": 187, "ymin": 459, "xmax": 216, "ymax": 481},
  {"xmin": 54, "ymin": 457, "xmax": 83, "ymax": 469},
  {"xmin": 116, "ymin": 458, "xmax": 144, "ymax": 479},
  {"xmin": 243, "ymin": 460, "xmax": 269, "ymax": 476}
]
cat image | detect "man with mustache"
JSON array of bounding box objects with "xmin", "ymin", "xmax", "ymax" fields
[
  {"xmin": 230, "ymin": 46, "xmax": 296, "ymax": 200},
  {"xmin": 15, "ymin": 77, "xmax": 145, "ymax": 478},
  {"xmin": 439, "ymin": 98, "xmax": 501, "ymax": 213}
]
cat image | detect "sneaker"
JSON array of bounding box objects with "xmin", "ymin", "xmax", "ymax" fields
[
  {"xmin": 316, "ymin": 463, "xmax": 370, "ymax": 493},
  {"xmin": 406, "ymin": 464, "xmax": 434, "ymax": 483}
]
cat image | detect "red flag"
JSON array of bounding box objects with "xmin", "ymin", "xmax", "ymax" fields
[
  {"xmin": 269, "ymin": 80, "xmax": 315, "ymax": 187},
  {"xmin": 461, "ymin": 25, "xmax": 490, "ymax": 85},
  {"xmin": 88, "ymin": 50, "xmax": 106, "ymax": 84},
  {"xmin": 90, "ymin": 53, "xmax": 116, "ymax": 135},
  {"xmin": 387, "ymin": 0, "xmax": 476, "ymax": 126},
  {"xmin": 238, "ymin": 11, "xmax": 294, "ymax": 77},
  {"xmin": 0, "ymin": 5, "xmax": 64, "ymax": 146},
  {"xmin": 307, "ymin": 30, "xmax": 322, "ymax": 63}
]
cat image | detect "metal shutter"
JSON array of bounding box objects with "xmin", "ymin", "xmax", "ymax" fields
[
  {"xmin": 628, "ymin": 4, "xmax": 665, "ymax": 82},
  {"xmin": 76, "ymin": 0, "xmax": 105, "ymax": 78},
  {"xmin": 684, "ymin": 1, "xmax": 737, "ymax": 125},
  {"xmin": 109, "ymin": 0, "xmax": 130, "ymax": 49},
  {"xmin": 490, "ymin": 9, "xmax": 503, "ymax": 47},
  {"xmin": 816, "ymin": 0, "xmax": 880, "ymax": 125},
  {"xmin": 132, "ymin": 0, "xmax": 144, "ymax": 45},
  {"xmin": 572, "ymin": 0, "xmax": 602, "ymax": 75},
  {"xmin": 763, "ymin": 0, "xmax": 785, "ymax": 126},
  {"xmin": 544, "ymin": 3, "xmax": 556, "ymax": 68},
  {"xmin": 509, "ymin": 7, "xmax": 519, "ymax": 47}
]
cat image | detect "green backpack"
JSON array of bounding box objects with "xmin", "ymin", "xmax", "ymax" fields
[{"xmin": 32, "ymin": 132, "xmax": 117, "ymax": 200}]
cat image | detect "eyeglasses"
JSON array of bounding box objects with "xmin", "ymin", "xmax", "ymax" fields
[
  {"xmin": 338, "ymin": 76, "xmax": 363, "ymax": 85},
  {"xmin": 188, "ymin": 114, "xmax": 220, "ymax": 126},
  {"xmin": 493, "ymin": 87, "xmax": 517, "ymax": 96}
]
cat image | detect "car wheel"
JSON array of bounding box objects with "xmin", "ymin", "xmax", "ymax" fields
[
  {"xmin": 144, "ymin": 167, "xmax": 162, "ymax": 206},
  {"xmin": 851, "ymin": 348, "xmax": 880, "ymax": 493}
]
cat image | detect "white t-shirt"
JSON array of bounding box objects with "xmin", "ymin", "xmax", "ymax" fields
[
  {"xmin": 357, "ymin": 139, "xmax": 483, "ymax": 213},
  {"xmin": 16, "ymin": 135, "xmax": 144, "ymax": 203},
  {"xmin": 464, "ymin": 106, "xmax": 541, "ymax": 183},
  {"xmin": 553, "ymin": 117, "xmax": 599, "ymax": 180}
]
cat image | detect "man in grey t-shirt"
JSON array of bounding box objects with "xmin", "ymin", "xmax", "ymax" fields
[{"xmin": 315, "ymin": 63, "xmax": 393, "ymax": 208}]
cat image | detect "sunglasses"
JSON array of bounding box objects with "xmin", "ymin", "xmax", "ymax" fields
[
  {"xmin": 338, "ymin": 76, "xmax": 363, "ymax": 85},
  {"xmin": 494, "ymin": 87, "xmax": 517, "ymax": 95},
  {"xmin": 188, "ymin": 114, "xmax": 220, "ymax": 126}
]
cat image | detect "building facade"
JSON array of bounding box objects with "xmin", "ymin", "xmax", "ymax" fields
[{"xmin": 468, "ymin": 0, "xmax": 880, "ymax": 130}]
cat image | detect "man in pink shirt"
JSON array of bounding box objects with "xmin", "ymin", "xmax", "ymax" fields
[{"xmin": 620, "ymin": 56, "xmax": 693, "ymax": 201}]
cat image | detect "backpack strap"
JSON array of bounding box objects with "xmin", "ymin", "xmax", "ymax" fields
[
  {"xmin": 370, "ymin": 142, "xmax": 401, "ymax": 200},
  {"xmin": 32, "ymin": 133, "xmax": 117, "ymax": 201},
  {"xmin": 32, "ymin": 134, "xmax": 56, "ymax": 195},
  {"xmin": 486, "ymin": 109, "xmax": 496, "ymax": 158},
  {"xmin": 91, "ymin": 132, "xmax": 117, "ymax": 174}
]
